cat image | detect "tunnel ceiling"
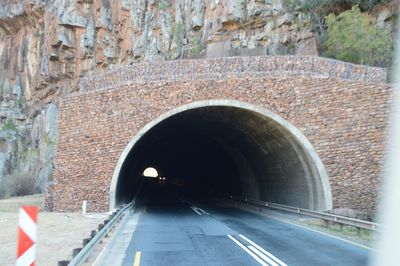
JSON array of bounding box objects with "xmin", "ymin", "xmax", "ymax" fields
[{"xmin": 115, "ymin": 105, "xmax": 330, "ymax": 211}]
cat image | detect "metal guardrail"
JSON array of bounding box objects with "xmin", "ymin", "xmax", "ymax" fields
[
  {"xmin": 223, "ymin": 195, "xmax": 381, "ymax": 231},
  {"xmin": 67, "ymin": 201, "xmax": 133, "ymax": 266}
]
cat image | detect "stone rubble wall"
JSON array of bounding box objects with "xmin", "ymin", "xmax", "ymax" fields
[
  {"xmin": 49, "ymin": 56, "xmax": 392, "ymax": 219},
  {"xmin": 0, "ymin": 0, "xmax": 396, "ymax": 199},
  {"xmin": 80, "ymin": 56, "xmax": 387, "ymax": 92}
]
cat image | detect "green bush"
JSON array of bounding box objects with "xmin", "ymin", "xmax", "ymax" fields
[
  {"xmin": 0, "ymin": 174, "xmax": 36, "ymax": 198},
  {"xmin": 171, "ymin": 22, "xmax": 185, "ymax": 44},
  {"xmin": 284, "ymin": 0, "xmax": 389, "ymax": 48},
  {"xmin": 325, "ymin": 6, "xmax": 393, "ymax": 67},
  {"xmin": 1, "ymin": 119, "xmax": 17, "ymax": 131},
  {"xmin": 188, "ymin": 36, "xmax": 204, "ymax": 57},
  {"xmin": 286, "ymin": 0, "xmax": 387, "ymax": 13},
  {"xmin": 11, "ymin": 174, "xmax": 37, "ymax": 196},
  {"xmin": 158, "ymin": 0, "xmax": 170, "ymax": 11}
]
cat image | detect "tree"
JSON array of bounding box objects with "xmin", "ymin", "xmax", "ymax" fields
[{"xmin": 325, "ymin": 6, "xmax": 393, "ymax": 67}]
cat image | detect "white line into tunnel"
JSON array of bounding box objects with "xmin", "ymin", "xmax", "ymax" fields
[
  {"xmin": 197, "ymin": 207, "xmax": 209, "ymax": 215},
  {"xmin": 227, "ymin": 235, "xmax": 269, "ymax": 266},
  {"xmin": 248, "ymin": 246, "xmax": 279, "ymax": 266},
  {"xmin": 190, "ymin": 206, "xmax": 202, "ymax": 215},
  {"xmin": 239, "ymin": 234, "xmax": 287, "ymax": 266}
]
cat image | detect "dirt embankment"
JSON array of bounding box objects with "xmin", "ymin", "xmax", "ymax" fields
[{"xmin": 0, "ymin": 194, "xmax": 106, "ymax": 265}]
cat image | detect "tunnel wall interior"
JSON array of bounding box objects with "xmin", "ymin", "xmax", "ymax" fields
[{"xmin": 115, "ymin": 106, "xmax": 328, "ymax": 211}]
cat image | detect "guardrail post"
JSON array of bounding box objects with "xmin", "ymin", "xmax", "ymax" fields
[
  {"xmin": 83, "ymin": 238, "xmax": 90, "ymax": 246},
  {"xmin": 66, "ymin": 202, "xmax": 133, "ymax": 266},
  {"xmin": 72, "ymin": 248, "xmax": 82, "ymax": 257}
]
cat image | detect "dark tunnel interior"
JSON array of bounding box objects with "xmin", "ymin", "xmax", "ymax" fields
[{"xmin": 114, "ymin": 105, "xmax": 330, "ymax": 211}]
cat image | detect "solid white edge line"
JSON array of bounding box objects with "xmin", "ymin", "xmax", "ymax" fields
[
  {"xmin": 248, "ymin": 246, "xmax": 279, "ymax": 266},
  {"xmin": 239, "ymin": 234, "xmax": 287, "ymax": 266},
  {"xmin": 227, "ymin": 235, "xmax": 269, "ymax": 266},
  {"xmin": 190, "ymin": 206, "xmax": 202, "ymax": 215}
]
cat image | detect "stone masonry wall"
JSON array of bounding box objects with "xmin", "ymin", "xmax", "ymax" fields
[
  {"xmin": 48, "ymin": 56, "xmax": 392, "ymax": 218},
  {"xmin": 79, "ymin": 56, "xmax": 387, "ymax": 92}
]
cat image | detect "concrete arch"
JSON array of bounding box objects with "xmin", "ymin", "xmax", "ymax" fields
[{"xmin": 110, "ymin": 100, "xmax": 332, "ymax": 211}]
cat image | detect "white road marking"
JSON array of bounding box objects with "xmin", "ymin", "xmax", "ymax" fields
[
  {"xmin": 248, "ymin": 246, "xmax": 279, "ymax": 266},
  {"xmin": 197, "ymin": 207, "xmax": 209, "ymax": 215},
  {"xmin": 227, "ymin": 235, "xmax": 269, "ymax": 266},
  {"xmin": 190, "ymin": 206, "xmax": 202, "ymax": 215},
  {"xmin": 239, "ymin": 234, "xmax": 287, "ymax": 266}
]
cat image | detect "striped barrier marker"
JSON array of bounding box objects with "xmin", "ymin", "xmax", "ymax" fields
[{"xmin": 16, "ymin": 206, "xmax": 38, "ymax": 266}]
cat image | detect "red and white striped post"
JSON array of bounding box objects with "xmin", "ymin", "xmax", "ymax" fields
[{"xmin": 16, "ymin": 206, "xmax": 38, "ymax": 266}]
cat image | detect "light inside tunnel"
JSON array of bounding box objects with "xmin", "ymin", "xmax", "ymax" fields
[
  {"xmin": 110, "ymin": 101, "xmax": 332, "ymax": 211},
  {"xmin": 143, "ymin": 167, "xmax": 159, "ymax": 178}
]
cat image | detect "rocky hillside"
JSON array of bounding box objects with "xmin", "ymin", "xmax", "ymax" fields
[{"xmin": 0, "ymin": 0, "xmax": 397, "ymax": 198}]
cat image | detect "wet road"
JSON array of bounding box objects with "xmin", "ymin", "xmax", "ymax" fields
[{"xmin": 99, "ymin": 179, "xmax": 370, "ymax": 266}]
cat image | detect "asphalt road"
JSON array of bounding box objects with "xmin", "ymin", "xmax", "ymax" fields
[{"xmin": 100, "ymin": 179, "xmax": 371, "ymax": 266}]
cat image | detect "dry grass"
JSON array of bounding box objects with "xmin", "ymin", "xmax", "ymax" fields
[
  {"xmin": 0, "ymin": 194, "xmax": 44, "ymax": 212},
  {"xmin": 0, "ymin": 195, "xmax": 106, "ymax": 266}
]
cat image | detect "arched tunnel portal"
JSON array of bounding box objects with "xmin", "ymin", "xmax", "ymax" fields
[{"xmin": 110, "ymin": 100, "xmax": 332, "ymax": 212}]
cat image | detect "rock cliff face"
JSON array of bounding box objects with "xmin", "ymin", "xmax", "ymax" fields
[{"xmin": 0, "ymin": 0, "xmax": 397, "ymax": 198}]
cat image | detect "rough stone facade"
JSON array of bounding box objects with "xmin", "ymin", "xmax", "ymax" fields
[
  {"xmin": 1, "ymin": 0, "xmax": 397, "ymax": 200},
  {"xmin": 49, "ymin": 56, "xmax": 391, "ymax": 218}
]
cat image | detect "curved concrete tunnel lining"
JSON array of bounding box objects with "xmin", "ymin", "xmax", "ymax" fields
[{"xmin": 110, "ymin": 100, "xmax": 332, "ymax": 212}]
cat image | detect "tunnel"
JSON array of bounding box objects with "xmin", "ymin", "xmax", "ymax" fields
[{"xmin": 110, "ymin": 100, "xmax": 332, "ymax": 211}]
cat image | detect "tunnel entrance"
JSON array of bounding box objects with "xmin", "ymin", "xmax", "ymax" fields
[
  {"xmin": 143, "ymin": 167, "xmax": 159, "ymax": 178},
  {"xmin": 110, "ymin": 100, "xmax": 332, "ymax": 211}
]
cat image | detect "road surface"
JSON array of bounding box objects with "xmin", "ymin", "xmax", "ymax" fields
[{"xmin": 97, "ymin": 179, "xmax": 370, "ymax": 266}]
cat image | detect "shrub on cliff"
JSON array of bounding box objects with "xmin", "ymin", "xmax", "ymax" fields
[
  {"xmin": 325, "ymin": 6, "xmax": 393, "ymax": 67},
  {"xmin": 0, "ymin": 174, "xmax": 36, "ymax": 198},
  {"xmin": 286, "ymin": 0, "xmax": 388, "ymax": 13}
]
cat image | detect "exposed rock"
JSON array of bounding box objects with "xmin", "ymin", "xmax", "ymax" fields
[
  {"xmin": 206, "ymin": 41, "xmax": 231, "ymax": 58},
  {"xmin": 276, "ymin": 13, "xmax": 293, "ymax": 27},
  {"xmin": 0, "ymin": 103, "xmax": 57, "ymax": 197},
  {"xmin": 0, "ymin": 0, "xmax": 396, "ymax": 199},
  {"xmin": 329, "ymin": 208, "xmax": 361, "ymax": 219},
  {"xmin": 191, "ymin": 0, "xmax": 205, "ymax": 30},
  {"xmin": 57, "ymin": 0, "xmax": 87, "ymax": 28},
  {"xmin": 295, "ymin": 37, "xmax": 318, "ymax": 56}
]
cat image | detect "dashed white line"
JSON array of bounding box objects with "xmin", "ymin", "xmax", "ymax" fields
[
  {"xmin": 227, "ymin": 235, "xmax": 269, "ymax": 266},
  {"xmin": 239, "ymin": 234, "xmax": 287, "ymax": 266}
]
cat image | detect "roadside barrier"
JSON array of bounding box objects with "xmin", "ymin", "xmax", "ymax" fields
[
  {"xmin": 58, "ymin": 202, "xmax": 133, "ymax": 266},
  {"xmin": 221, "ymin": 195, "xmax": 381, "ymax": 231},
  {"xmin": 16, "ymin": 206, "xmax": 38, "ymax": 266}
]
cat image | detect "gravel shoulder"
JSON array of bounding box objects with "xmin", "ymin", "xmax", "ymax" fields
[{"xmin": 0, "ymin": 194, "xmax": 106, "ymax": 266}]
